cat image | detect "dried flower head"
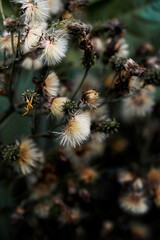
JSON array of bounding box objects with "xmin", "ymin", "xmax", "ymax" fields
[
  {"xmin": 81, "ymin": 89, "xmax": 99, "ymax": 105},
  {"xmin": 31, "ymin": 164, "xmax": 57, "ymax": 199},
  {"xmin": 122, "ymin": 89, "xmax": 155, "ymax": 118},
  {"xmin": 119, "ymin": 192, "xmax": 149, "ymax": 215},
  {"xmin": 80, "ymin": 167, "xmax": 97, "ymax": 183},
  {"xmin": 39, "ymin": 33, "xmax": 68, "ymax": 66},
  {"xmin": 21, "ymin": 55, "xmax": 42, "ymax": 70},
  {"xmin": 34, "ymin": 200, "xmax": 52, "ymax": 218},
  {"xmin": 0, "ymin": 31, "xmax": 18, "ymax": 54},
  {"xmin": 19, "ymin": 0, "xmax": 49, "ymax": 24},
  {"xmin": 16, "ymin": 138, "xmax": 44, "ymax": 174},
  {"xmin": 22, "ymin": 90, "xmax": 39, "ymax": 116},
  {"xmin": 118, "ymin": 169, "xmax": 135, "ymax": 184},
  {"xmin": 22, "ymin": 26, "xmax": 43, "ymax": 53},
  {"xmin": 42, "ymin": 72, "xmax": 60, "ymax": 98},
  {"xmin": 51, "ymin": 97, "xmax": 70, "ymax": 118},
  {"xmin": 58, "ymin": 112, "xmax": 91, "ymax": 147},
  {"xmin": 124, "ymin": 58, "xmax": 146, "ymax": 77}
]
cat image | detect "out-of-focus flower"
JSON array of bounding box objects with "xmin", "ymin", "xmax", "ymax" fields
[
  {"xmin": 58, "ymin": 112, "xmax": 91, "ymax": 147},
  {"xmin": 64, "ymin": 140, "xmax": 104, "ymax": 169},
  {"xmin": 116, "ymin": 38, "xmax": 129, "ymax": 58},
  {"xmin": 122, "ymin": 88, "xmax": 155, "ymax": 118},
  {"xmin": 90, "ymin": 36, "xmax": 104, "ymax": 54},
  {"xmin": 16, "ymin": 138, "xmax": 44, "ymax": 175},
  {"xmin": 34, "ymin": 200, "xmax": 53, "ymax": 218},
  {"xmin": 42, "ymin": 72, "xmax": 60, "ymax": 98},
  {"xmin": 118, "ymin": 169, "xmax": 135, "ymax": 184},
  {"xmin": 129, "ymin": 222, "xmax": 150, "ymax": 239},
  {"xmin": 21, "ymin": 55, "xmax": 42, "ymax": 70},
  {"xmin": 0, "ymin": 31, "xmax": 18, "ymax": 54},
  {"xmin": 51, "ymin": 97, "xmax": 70, "ymax": 118},
  {"xmin": 31, "ymin": 164, "xmax": 57, "ymax": 199},
  {"xmin": 119, "ymin": 192, "xmax": 149, "ymax": 215},
  {"xmin": 49, "ymin": 0, "xmax": 63, "ymax": 15},
  {"xmin": 80, "ymin": 167, "xmax": 98, "ymax": 183}
]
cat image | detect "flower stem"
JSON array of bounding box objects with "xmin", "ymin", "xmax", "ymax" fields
[
  {"xmin": 0, "ymin": 0, "xmax": 5, "ymax": 21},
  {"xmin": 71, "ymin": 68, "xmax": 89, "ymax": 100}
]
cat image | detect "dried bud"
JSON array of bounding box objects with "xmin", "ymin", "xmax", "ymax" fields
[
  {"xmin": 22, "ymin": 90, "xmax": 40, "ymax": 104},
  {"xmin": 107, "ymin": 19, "xmax": 126, "ymax": 36},
  {"xmin": 124, "ymin": 58, "xmax": 146, "ymax": 76},
  {"xmin": 2, "ymin": 144, "xmax": 20, "ymax": 163},
  {"xmin": 62, "ymin": 100, "xmax": 77, "ymax": 114},
  {"xmin": 109, "ymin": 55, "xmax": 127, "ymax": 73},
  {"xmin": 81, "ymin": 89, "xmax": 99, "ymax": 104},
  {"xmin": 3, "ymin": 18, "xmax": 17, "ymax": 29},
  {"xmin": 82, "ymin": 51, "xmax": 96, "ymax": 69},
  {"xmin": 79, "ymin": 39, "xmax": 94, "ymax": 52},
  {"xmin": 67, "ymin": 22, "xmax": 90, "ymax": 37},
  {"xmin": 136, "ymin": 43, "xmax": 153, "ymax": 55},
  {"xmin": 143, "ymin": 68, "xmax": 160, "ymax": 86},
  {"xmin": 95, "ymin": 118, "xmax": 119, "ymax": 134}
]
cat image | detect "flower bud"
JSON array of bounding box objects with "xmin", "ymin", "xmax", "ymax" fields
[{"xmin": 81, "ymin": 89, "xmax": 99, "ymax": 104}]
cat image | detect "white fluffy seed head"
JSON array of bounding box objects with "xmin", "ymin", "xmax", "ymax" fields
[
  {"xmin": 20, "ymin": 0, "xmax": 50, "ymax": 24},
  {"xmin": 16, "ymin": 138, "xmax": 44, "ymax": 175},
  {"xmin": 43, "ymin": 72, "xmax": 60, "ymax": 98},
  {"xmin": 58, "ymin": 112, "xmax": 91, "ymax": 147},
  {"xmin": 22, "ymin": 26, "xmax": 43, "ymax": 53},
  {"xmin": 40, "ymin": 36, "xmax": 68, "ymax": 66},
  {"xmin": 51, "ymin": 97, "xmax": 69, "ymax": 118},
  {"xmin": 21, "ymin": 56, "xmax": 43, "ymax": 70},
  {"xmin": 119, "ymin": 193, "xmax": 149, "ymax": 215}
]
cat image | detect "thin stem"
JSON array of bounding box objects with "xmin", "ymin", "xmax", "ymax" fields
[
  {"xmin": 0, "ymin": 0, "xmax": 5, "ymax": 21},
  {"xmin": 31, "ymin": 121, "xmax": 66, "ymax": 138},
  {"xmin": 11, "ymin": 31, "xmax": 16, "ymax": 57},
  {"xmin": 71, "ymin": 68, "xmax": 89, "ymax": 100}
]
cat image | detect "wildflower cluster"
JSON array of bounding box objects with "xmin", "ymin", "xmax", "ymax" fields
[{"xmin": 0, "ymin": 0, "xmax": 160, "ymax": 239}]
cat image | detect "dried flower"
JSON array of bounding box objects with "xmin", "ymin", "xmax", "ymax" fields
[
  {"xmin": 80, "ymin": 167, "xmax": 97, "ymax": 183},
  {"xmin": 22, "ymin": 26, "xmax": 43, "ymax": 53},
  {"xmin": 122, "ymin": 89, "xmax": 155, "ymax": 118},
  {"xmin": 0, "ymin": 31, "xmax": 18, "ymax": 54},
  {"xmin": 58, "ymin": 112, "xmax": 91, "ymax": 147},
  {"xmin": 124, "ymin": 58, "xmax": 146, "ymax": 76},
  {"xmin": 39, "ymin": 33, "xmax": 68, "ymax": 66},
  {"xmin": 22, "ymin": 90, "xmax": 39, "ymax": 116},
  {"xmin": 19, "ymin": 0, "xmax": 49, "ymax": 24},
  {"xmin": 42, "ymin": 72, "xmax": 60, "ymax": 98},
  {"xmin": 81, "ymin": 89, "xmax": 99, "ymax": 105},
  {"xmin": 119, "ymin": 192, "xmax": 149, "ymax": 215},
  {"xmin": 51, "ymin": 97, "xmax": 70, "ymax": 118},
  {"xmin": 16, "ymin": 138, "xmax": 44, "ymax": 174},
  {"xmin": 34, "ymin": 200, "xmax": 52, "ymax": 218},
  {"xmin": 21, "ymin": 55, "xmax": 42, "ymax": 70}
]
